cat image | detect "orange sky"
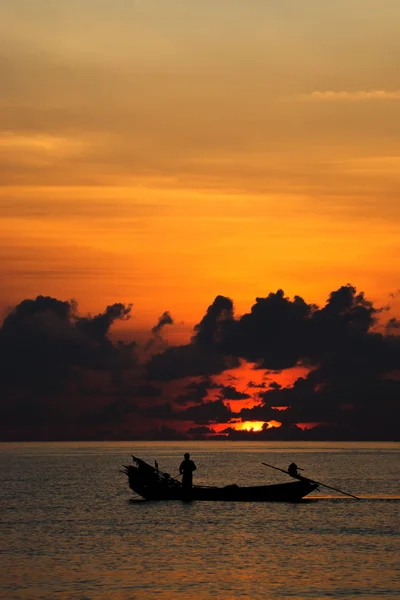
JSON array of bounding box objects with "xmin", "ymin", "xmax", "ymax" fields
[{"xmin": 1, "ymin": 1, "xmax": 400, "ymax": 333}]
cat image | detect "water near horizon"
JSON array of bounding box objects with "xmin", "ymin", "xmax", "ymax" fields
[{"xmin": 1, "ymin": 441, "xmax": 399, "ymax": 599}]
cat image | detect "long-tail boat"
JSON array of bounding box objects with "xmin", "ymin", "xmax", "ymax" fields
[{"xmin": 122, "ymin": 456, "xmax": 318, "ymax": 502}]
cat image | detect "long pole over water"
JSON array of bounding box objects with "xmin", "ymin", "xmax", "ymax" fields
[{"xmin": 261, "ymin": 462, "xmax": 360, "ymax": 500}]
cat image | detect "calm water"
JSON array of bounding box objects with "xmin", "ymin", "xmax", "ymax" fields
[{"xmin": 1, "ymin": 441, "xmax": 399, "ymax": 599}]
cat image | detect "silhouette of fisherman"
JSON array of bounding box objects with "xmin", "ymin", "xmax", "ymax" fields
[
  {"xmin": 288, "ymin": 462, "xmax": 301, "ymax": 478},
  {"xmin": 179, "ymin": 453, "xmax": 197, "ymax": 490}
]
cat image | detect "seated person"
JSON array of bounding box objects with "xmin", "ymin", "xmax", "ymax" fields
[{"xmin": 288, "ymin": 462, "xmax": 300, "ymax": 477}]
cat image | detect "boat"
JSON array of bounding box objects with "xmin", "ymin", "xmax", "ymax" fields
[{"xmin": 122, "ymin": 455, "xmax": 318, "ymax": 502}]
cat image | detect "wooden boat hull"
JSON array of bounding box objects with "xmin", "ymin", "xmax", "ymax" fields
[{"xmin": 136, "ymin": 480, "xmax": 317, "ymax": 502}]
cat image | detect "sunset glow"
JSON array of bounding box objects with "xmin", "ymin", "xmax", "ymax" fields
[
  {"xmin": 2, "ymin": 3, "xmax": 399, "ymax": 597},
  {"xmin": 235, "ymin": 421, "xmax": 282, "ymax": 432},
  {"xmin": 1, "ymin": 2, "xmax": 400, "ymax": 326},
  {"xmin": 1, "ymin": 1, "xmax": 399, "ymax": 443}
]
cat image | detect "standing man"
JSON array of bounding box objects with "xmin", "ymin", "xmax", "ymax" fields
[{"xmin": 179, "ymin": 453, "xmax": 197, "ymax": 490}]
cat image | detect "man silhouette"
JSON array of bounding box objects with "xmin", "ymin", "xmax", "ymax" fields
[
  {"xmin": 179, "ymin": 453, "xmax": 197, "ymax": 490},
  {"xmin": 288, "ymin": 462, "xmax": 300, "ymax": 477}
]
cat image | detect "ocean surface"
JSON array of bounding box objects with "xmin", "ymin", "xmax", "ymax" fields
[{"xmin": 1, "ymin": 441, "xmax": 399, "ymax": 599}]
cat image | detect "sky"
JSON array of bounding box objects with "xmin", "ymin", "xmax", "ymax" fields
[{"xmin": 0, "ymin": 1, "xmax": 399, "ymax": 440}]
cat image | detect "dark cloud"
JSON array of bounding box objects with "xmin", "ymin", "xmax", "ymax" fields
[
  {"xmin": 221, "ymin": 423, "xmax": 305, "ymax": 441},
  {"xmin": 247, "ymin": 381, "xmax": 268, "ymax": 388},
  {"xmin": 269, "ymin": 382, "xmax": 282, "ymax": 390},
  {"xmin": 219, "ymin": 385, "xmax": 250, "ymax": 400},
  {"xmin": 76, "ymin": 302, "xmax": 132, "ymax": 339},
  {"xmin": 0, "ymin": 296, "xmax": 135, "ymax": 391},
  {"xmin": 140, "ymin": 402, "xmax": 176, "ymax": 420},
  {"xmin": 144, "ymin": 284, "xmax": 400, "ymax": 440},
  {"xmin": 386, "ymin": 317, "xmax": 400, "ymax": 332},
  {"xmin": 185, "ymin": 287, "xmax": 393, "ymax": 376},
  {"xmin": 146, "ymin": 343, "xmax": 239, "ymax": 381},
  {"xmin": 1, "ymin": 285, "xmax": 400, "ymax": 440},
  {"xmin": 187, "ymin": 425, "xmax": 216, "ymax": 435},
  {"xmin": 145, "ymin": 311, "xmax": 173, "ymax": 351},
  {"xmin": 135, "ymin": 383, "xmax": 162, "ymax": 397},
  {"xmin": 185, "ymin": 376, "xmax": 221, "ymax": 390},
  {"xmin": 231, "ymin": 289, "xmax": 314, "ymax": 369},
  {"xmin": 139, "ymin": 396, "xmax": 236, "ymax": 426},
  {"xmin": 174, "ymin": 377, "xmax": 224, "ymax": 405},
  {"xmin": 146, "ymin": 296, "xmax": 240, "ymax": 380},
  {"xmin": 182, "ymin": 399, "xmax": 236, "ymax": 425},
  {"xmin": 242, "ymin": 363, "xmax": 400, "ymax": 439},
  {"xmin": 80, "ymin": 396, "xmax": 138, "ymax": 427},
  {"xmin": 0, "ymin": 295, "xmax": 137, "ymax": 436},
  {"xmin": 175, "ymin": 378, "xmax": 211, "ymax": 406},
  {"xmin": 192, "ymin": 295, "xmax": 234, "ymax": 348},
  {"xmin": 152, "ymin": 311, "xmax": 173, "ymax": 336},
  {"xmin": 226, "ymin": 373, "xmax": 239, "ymax": 381},
  {"xmin": 148, "ymin": 284, "xmax": 388, "ymax": 378},
  {"xmin": 239, "ymin": 403, "xmax": 284, "ymax": 422}
]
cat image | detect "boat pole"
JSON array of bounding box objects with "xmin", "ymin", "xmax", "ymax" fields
[
  {"xmin": 261, "ymin": 462, "xmax": 360, "ymax": 500},
  {"xmin": 262, "ymin": 462, "xmax": 300, "ymax": 476}
]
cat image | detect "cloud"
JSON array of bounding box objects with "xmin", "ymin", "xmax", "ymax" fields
[
  {"xmin": 134, "ymin": 383, "xmax": 162, "ymax": 397},
  {"xmin": 298, "ymin": 90, "xmax": 400, "ymax": 102},
  {"xmin": 239, "ymin": 403, "xmax": 284, "ymax": 422},
  {"xmin": 192, "ymin": 295, "xmax": 235, "ymax": 348},
  {"xmin": 0, "ymin": 296, "xmax": 135, "ymax": 389},
  {"xmin": 219, "ymin": 386, "xmax": 250, "ymax": 401},
  {"xmin": 181, "ymin": 400, "xmax": 236, "ymax": 425},
  {"xmin": 221, "ymin": 423, "xmax": 304, "ymax": 441},
  {"xmin": 152, "ymin": 311, "xmax": 173, "ymax": 336},
  {"xmin": 145, "ymin": 311, "xmax": 173, "ymax": 351},
  {"xmin": 175, "ymin": 378, "xmax": 215, "ymax": 406},
  {"xmin": 0, "ymin": 295, "xmax": 137, "ymax": 435},
  {"xmin": 187, "ymin": 425, "xmax": 216, "ymax": 436},
  {"xmin": 145, "ymin": 294, "xmax": 241, "ymax": 381},
  {"xmin": 247, "ymin": 381, "xmax": 268, "ymax": 389},
  {"xmin": 144, "ymin": 284, "xmax": 399, "ymax": 439},
  {"xmin": 76, "ymin": 302, "xmax": 132, "ymax": 340},
  {"xmin": 140, "ymin": 402, "xmax": 175, "ymax": 420},
  {"xmin": 1, "ymin": 285, "xmax": 399, "ymax": 440},
  {"xmin": 146, "ymin": 342, "xmax": 239, "ymax": 381},
  {"xmin": 139, "ymin": 395, "xmax": 236, "ymax": 427},
  {"xmin": 242, "ymin": 358, "xmax": 400, "ymax": 439},
  {"xmin": 185, "ymin": 376, "xmax": 221, "ymax": 390},
  {"xmin": 386, "ymin": 317, "xmax": 400, "ymax": 332},
  {"xmin": 269, "ymin": 382, "xmax": 282, "ymax": 391},
  {"xmin": 389, "ymin": 289, "xmax": 400, "ymax": 299}
]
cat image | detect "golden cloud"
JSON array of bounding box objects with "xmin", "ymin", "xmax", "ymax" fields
[{"xmin": 299, "ymin": 90, "xmax": 400, "ymax": 102}]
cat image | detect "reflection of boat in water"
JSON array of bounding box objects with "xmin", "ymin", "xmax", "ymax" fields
[{"xmin": 122, "ymin": 456, "xmax": 318, "ymax": 502}]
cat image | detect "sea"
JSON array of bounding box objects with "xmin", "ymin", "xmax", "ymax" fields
[{"xmin": 1, "ymin": 441, "xmax": 399, "ymax": 600}]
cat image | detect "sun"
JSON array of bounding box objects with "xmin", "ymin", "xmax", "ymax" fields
[
  {"xmin": 235, "ymin": 421, "xmax": 267, "ymax": 432},
  {"xmin": 231, "ymin": 420, "xmax": 283, "ymax": 432}
]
